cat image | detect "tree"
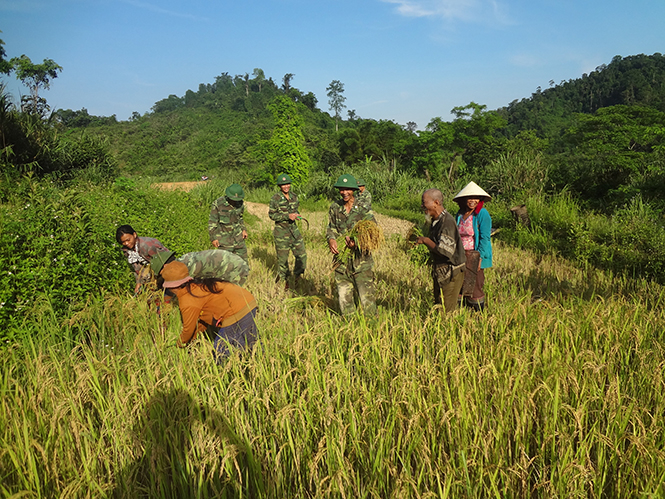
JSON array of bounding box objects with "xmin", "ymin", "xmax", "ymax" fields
[
  {"xmin": 282, "ymin": 73, "xmax": 294, "ymax": 92},
  {"xmin": 152, "ymin": 94, "xmax": 184, "ymax": 113},
  {"xmin": 300, "ymin": 92, "xmax": 317, "ymax": 111},
  {"xmin": 263, "ymin": 95, "xmax": 311, "ymax": 185},
  {"xmin": 252, "ymin": 68, "xmax": 265, "ymax": 92},
  {"xmin": 449, "ymin": 102, "xmax": 507, "ymax": 173},
  {"xmin": 549, "ymin": 105, "xmax": 665, "ymax": 207},
  {"xmin": 410, "ymin": 118, "xmax": 455, "ymax": 180},
  {"xmin": 10, "ymin": 55, "xmax": 62, "ymax": 115},
  {"xmin": 0, "ymin": 36, "xmax": 12, "ymax": 75},
  {"xmin": 326, "ymin": 80, "xmax": 346, "ymax": 131}
]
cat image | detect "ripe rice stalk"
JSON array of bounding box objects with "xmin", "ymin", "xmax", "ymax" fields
[
  {"xmin": 334, "ymin": 219, "xmax": 385, "ymax": 268},
  {"xmin": 349, "ymin": 219, "xmax": 384, "ymax": 254}
]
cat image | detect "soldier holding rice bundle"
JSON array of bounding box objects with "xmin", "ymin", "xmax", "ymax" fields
[{"xmin": 327, "ymin": 174, "xmax": 380, "ymax": 316}]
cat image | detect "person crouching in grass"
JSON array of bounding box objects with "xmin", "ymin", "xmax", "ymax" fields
[
  {"xmin": 160, "ymin": 261, "xmax": 258, "ymax": 362},
  {"xmin": 116, "ymin": 224, "xmax": 169, "ymax": 295}
]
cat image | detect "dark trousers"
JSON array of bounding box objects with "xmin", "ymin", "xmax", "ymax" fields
[{"xmin": 213, "ymin": 308, "xmax": 258, "ymax": 362}]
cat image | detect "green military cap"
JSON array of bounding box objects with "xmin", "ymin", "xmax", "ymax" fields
[
  {"xmin": 356, "ymin": 178, "xmax": 366, "ymax": 186},
  {"xmin": 225, "ymin": 183, "xmax": 245, "ymax": 201},
  {"xmin": 150, "ymin": 250, "xmax": 175, "ymax": 275},
  {"xmin": 333, "ymin": 174, "xmax": 359, "ymax": 190},
  {"xmin": 276, "ymin": 173, "xmax": 293, "ymax": 185}
]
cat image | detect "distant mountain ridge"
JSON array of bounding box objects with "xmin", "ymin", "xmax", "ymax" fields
[{"xmin": 496, "ymin": 53, "xmax": 665, "ymax": 138}]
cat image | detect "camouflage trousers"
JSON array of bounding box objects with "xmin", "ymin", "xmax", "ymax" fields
[
  {"xmin": 334, "ymin": 265, "xmax": 376, "ymax": 316},
  {"xmin": 273, "ymin": 224, "xmax": 306, "ymax": 281}
]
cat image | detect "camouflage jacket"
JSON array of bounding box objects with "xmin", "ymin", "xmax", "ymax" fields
[
  {"xmin": 326, "ymin": 198, "xmax": 376, "ymax": 274},
  {"xmin": 208, "ymin": 197, "xmax": 246, "ymax": 248},
  {"xmin": 356, "ymin": 190, "xmax": 372, "ymax": 214},
  {"xmin": 177, "ymin": 249, "xmax": 249, "ymax": 287},
  {"xmin": 121, "ymin": 236, "xmax": 169, "ymax": 284},
  {"xmin": 268, "ymin": 191, "xmax": 300, "ymax": 227}
]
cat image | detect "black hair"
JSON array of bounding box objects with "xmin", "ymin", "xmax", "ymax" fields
[
  {"xmin": 116, "ymin": 225, "xmax": 136, "ymax": 244},
  {"xmin": 183, "ymin": 277, "xmax": 229, "ymax": 296}
]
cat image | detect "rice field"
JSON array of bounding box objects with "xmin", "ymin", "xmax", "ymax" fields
[{"xmin": 1, "ymin": 205, "xmax": 664, "ymax": 498}]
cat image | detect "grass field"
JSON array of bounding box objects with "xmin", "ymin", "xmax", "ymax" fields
[{"xmin": 1, "ymin": 194, "xmax": 665, "ymax": 498}]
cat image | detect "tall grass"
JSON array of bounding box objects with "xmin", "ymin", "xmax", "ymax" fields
[{"xmin": 2, "ymin": 198, "xmax": 665, "ymax": 497}]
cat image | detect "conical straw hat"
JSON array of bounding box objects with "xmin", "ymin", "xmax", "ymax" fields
[{"xmin": 453, "ymin": 181, "xmax": 491, "ymax": 201}]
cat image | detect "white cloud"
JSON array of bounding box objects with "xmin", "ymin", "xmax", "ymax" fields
[{"xmin": 381, "ymin": 0, "xmax": 510, "ymax": 24}]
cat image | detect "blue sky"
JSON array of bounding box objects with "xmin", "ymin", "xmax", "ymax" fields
[{"xmin": 1, "ymin": 0, "xmax": 664, "ymax": 129}]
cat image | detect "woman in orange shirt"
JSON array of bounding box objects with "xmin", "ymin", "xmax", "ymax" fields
[{"xmin": 160, "ymin": 261, "xmax": 258, "ymax": 361}]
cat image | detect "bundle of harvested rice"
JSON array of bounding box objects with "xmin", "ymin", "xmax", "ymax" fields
[
  {"xmin": 348, "ymin": 219, "xmax": 384, "ymax": 254},
  {"xmin": 406, "ymin": 225, "xmax": 420, "ymax": 245}
]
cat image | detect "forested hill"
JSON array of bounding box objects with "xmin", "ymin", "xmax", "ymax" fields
[
  {"xmin": 62, "ymin": 53, "xmax": 665, "ymax": 179},
  {"xmin": 497, "ymin": 53, "xmax": 665, "ymax": 138},
  {"xmin": 46, "ymin": 52, "xmax": 665, "ymax": 213},
  {"xmin": 59, "ymin": 73, "xmax": 342, "ymax": 180}
]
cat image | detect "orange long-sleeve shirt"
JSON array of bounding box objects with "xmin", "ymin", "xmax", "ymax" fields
[{"xmin": 171, "ymin": 282, "xmax": 257, "ymax": 346}]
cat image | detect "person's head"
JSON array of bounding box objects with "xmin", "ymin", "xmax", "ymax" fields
[
  {"xmin": 225, "ymin": 184, "xmax": 245, "ymax": 207},
  {"xmin": 421, "ymin": 189, "xmax": 444, "ymax": 223},
  {"xmin": 357, "ymin": 178, "xmax": 366, "ymax": 193},
  {"xmin": 276, "ymin": 173, "xmax": 293, "ymax": 195},
  {"xmin": 116, "ymin": 225, "xmax": 138, "ymax": 249},
  {"xmin": 453, "ymin": 182, "xmax": 491, "ymax": 212},
  {"xmin": 334, "ymin": 174, "xmax": 358, "ymax": 203},
  {"xmin": 160, "ymin": 261, "xmax": 193, "ymax": 290},
  {"xmin": 456, "ymin": 197, "xmax": 481, "ymax": 212},
  {"xmin": 150, "ymin": 250, "xmax": 176, "ymax": 275}
]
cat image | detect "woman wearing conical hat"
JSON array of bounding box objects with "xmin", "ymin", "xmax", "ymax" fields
[{"xmin": 453, "ymin": 181, "xmax": 493, "ymax": 312}]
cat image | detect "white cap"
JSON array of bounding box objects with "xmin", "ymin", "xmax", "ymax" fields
[{"xmin": 453, "ymin": 181, "xmax": 491, "ymax": 202}]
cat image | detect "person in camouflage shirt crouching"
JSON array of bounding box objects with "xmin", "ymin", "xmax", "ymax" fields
[
  {"xmin": 150, "ymin": 249, "xmax": 249, "ymax": 288},
  {"xmin": 208, "ymin": 184, "xmax": 249, "ymax": 264},
  {"xmin": 268, "ymin": 173, "xmax": 307, "ymax": 288},
  {"xmin": 327, "ymin": 174, "xmax": 377, "ymax": 315}
]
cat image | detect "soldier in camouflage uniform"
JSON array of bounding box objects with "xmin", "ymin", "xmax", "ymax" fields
[
  {"xmin": 208, "ymin": 184, "xmax": 249, "ymax": 264},
  {"xmin": 356, "ymin": 178, "xmax": 372, "ymax": 213},
  {"xmin": 150, "ymin": 249, "xmax": 249, "ymax": 287},
  {"xmin": 327, "ymin": 174, "xmax": 377, "ymax": 315},
  {"xmin": 268, "ymin": 173, "xmax": 307, "ymax": 287}
]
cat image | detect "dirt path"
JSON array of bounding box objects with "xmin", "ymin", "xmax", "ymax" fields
[
  {"xmin": 152, "ymin": 181, "xmax": 206, "ymax": 191},
  {"xmin": 153, "ymin": 182, "xmax": 414, "ymax": 237}
]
